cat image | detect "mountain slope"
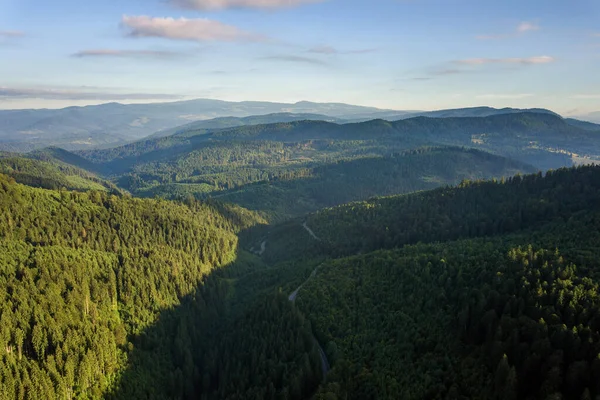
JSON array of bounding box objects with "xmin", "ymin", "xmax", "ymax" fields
[
  {"xmin": 204, "ymin": 147, "xmax": 535, "ymax": 221},
  {"xmin": 148, "ymin": 112, "xmax": 347, "ymax": 139},
  {"xmin": 0, "ymin": 174, "xmax": 265, "ymax": 399},
  {"xmin": 565, "ymin": 118, "xmax": 600, "ymax": 131},
  {"xmin": 401, "ymin": 106, "xmax": 559, "ymax": 119},
  {"xmin": 258, "ymin": 165, "xmax": 600, "ymax": 399},
  {"xmin": 0, "ymin": 156, "xmax": 118, "ymax": 192},
  {"xmin": 0, "ymin": 100, "xmax": 573, "ymax": 152},
  {"xmin": 0, "ymin": 99, "xmax": 399, "ymax": 151},
  {"xmin": 78, "ymin": 112, "xmax": 598, "ymax": 186},
  {"xmin": 264, "ymin": 165, "xmax": 600, "ymax": 262}
]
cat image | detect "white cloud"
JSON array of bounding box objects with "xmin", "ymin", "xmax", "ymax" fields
[
  {"xmin": 571, "ymin": 94, "xmax": 600, "ymax": 100},
  {"xmin": 309, "ymin": 45, "xmax": 338, "ymax": 54},
  {"xmin": 261, "ymin": 55, "xmax": 327, "ymax": 65},
  {"xmin": 121, "ymin": 15, "xmax": 265, "ymax": 42},
  {"xmin": 308, "ymin": 46, "xmax": 376, "ymax": 55},
  {"xmin": 457, "ymin": 56, "xmax": 554, "ymax": 65},
  {"xmin": 517, "ymin": 22, "xmax": 540, "ymax": 33},
  {"xmin": 0, "ymin": 86, "xmax": 183, "ymax": 101},
  {"xmin": 72, "ymin": 49, "xmax": 183, "ymax": 58},
  {"xmin": 476, "ymin": 93, "xmax": 535, "ymax": 99},
  {"xmin": 171, "ymin": 0, "xmax": 323, "ymax": 10},
  {"xmin": 477, "ymin": 21, "xmax": 540, "ymax": 40},
  {"xmin": 0, "ymin": 30, "xmax": 25, "ymax": 38}
]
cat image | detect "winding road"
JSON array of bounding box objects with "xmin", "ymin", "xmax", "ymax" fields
[
  {"xmin": 258, "ymin": 240, "xmax": 267, "ymax": 256},
  {"xmin": 302, "ymin": 222, "xmax": 321, "ymax": 241},
  {"xmin": 286, "ymin": 222, "xmax": 330, "ymax": 376}
]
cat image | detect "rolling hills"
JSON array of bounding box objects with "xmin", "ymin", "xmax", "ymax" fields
[
  {"xmin": 65, "ymin": 113, "xmax": 597, "ymax": 220},
  {"xmin": 3, "ymin": 98, "xmax": 595, "ymax": 152},
  {"xmin": 0, "ymin": 99, "xmax": 400, "ymax": 151},
  {"xmin": 2, "ymin": 152, "xmax": 600, "ymax": 399},
  {"xmin": 255, "ymin": 165, "xmax": 600, "ymax": 399}
]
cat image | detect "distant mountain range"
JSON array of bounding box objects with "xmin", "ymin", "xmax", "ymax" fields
[
  {"xmin": 3, "ymin": 111, "xmax": 598, "ymax": 221},
  {"xmin": 1, "ymin": 99, "xmax": 598, "ymax": 151},
  {"xmin": 0, "ymin": 100, "xmax": 399, "ymax": 151},
  {"xmin": 70, "ymin": 112, "xmax": 599, "ymax": 204}
]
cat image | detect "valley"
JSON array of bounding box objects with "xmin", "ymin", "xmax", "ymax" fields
[
  {"xmin": 5, "ymin": 0, "xmax": 600, "ymax": 397},
  {"xmin": 1, "ymin": 106, "xmax": 600, "ymax": 400}
]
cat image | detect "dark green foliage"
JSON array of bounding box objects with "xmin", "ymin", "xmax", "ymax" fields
[
  {"xmin": 79, "ymin": 112, "xmax": 599, "ymax": 174},
  {"xmin": 202, "ymin": 293, "xmax": 323, "ymax": 400},
  {"xmin": 3, "ymin": 154, "xmax": 600, "ymax": 400},
  {"xmin": 0, "ymin": 156, "xmax": 118, "ymax": 192},
  {"xmin": 0, "ymin": 173, "xmax": 262, "ymax": 399},
  {"xmin": 289, "ymin": 165, "xmax": 600, "ymax": 258},
  {"xmin": 80, "ymin": 143, "xmax": 536, "ymax": 222},
  {"xmin": 214, "ymin": 147, "xmax": 534, "ymax": 221},
  {"xmin": 299, "ymin": 236, "xmax": 600, "ymax": 399},
  {"xmin": 66, "ymin": 112, "xmax": 600, "ymax": 221}
]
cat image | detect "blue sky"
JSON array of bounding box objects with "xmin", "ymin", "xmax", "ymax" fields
[{"xmin": 0, "ymin": 0, "xmax": 599, "ymax": 116}]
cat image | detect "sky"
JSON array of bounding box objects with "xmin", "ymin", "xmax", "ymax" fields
[{"xmin": 0, "ymin": 0, "xmax": 599, "ymax": 116}]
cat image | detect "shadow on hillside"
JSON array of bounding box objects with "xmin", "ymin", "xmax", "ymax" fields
[
  {"xmin": 104, "ymin": 251, "xmax": 247, "ymax": 400},
  {"xmin": 105, "ymin": 234, "xmax": 321, "ymax": 400}
]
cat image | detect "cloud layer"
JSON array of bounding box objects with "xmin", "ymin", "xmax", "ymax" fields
[
  {"xmin": 571, "ymin": 94, "xmax": 600, "ymax": 100},
  {"xmin": 457, "ymin": 56, "xmax": 554, "ymax": 65},
  {"xmin": 0, "ymin": 86, "xmax": 183, "ymax": 101},
  {"xmin": 477, "ymin": 21, "xmax": 540, "ymax": 40},
  {"xmin": 476, "ymin": 93, "xmax": 534, "ymax": 99},
  {"xmin": 516, "ymin": 22, "xmax": 540, "ymax": 33},
  {"xmin": 308, "ymin": 46, "xmax": 376, "ymax": 55},
  {"xmin": 0, "ymin": 30, "xmax": 25, "ymax": 38},
  {"xmin": 121, "ymin": 15, "xmax": 264, "ymax": 42},
  {"xmin": 72, "ymin": 49, "xmax": 183, "ymax": 58},
  {"xmin": 171, "ymin": 0, "xmax": 323, "ymax": 11},
  {"xmin": 261, "ymin": 55, "xmax": 326, "ymax": 65}
]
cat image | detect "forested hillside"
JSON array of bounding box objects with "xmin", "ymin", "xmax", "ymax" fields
[
  {"xmin": 291, "ymin": 165, "xmax": 600, "ymax": 257},
  {"xmin": 62, "ymin": 112, "xmax": 597, "ymax": 219},
  {"xmin": 3, "ymin": 108, "xmax": 600, "ymax": 399},
  {"xmin": 261, "ymin": 165, "xmax": 600, "ymax": 399},
  {"xmin": 0, "ymin": 174, "xmax": 264, "ymax": 398},
  {"xmin": 2, "ymin": 164, "xmax": 600, "ymax": 399},
  {"xmin": 0, "ymin": 156, "xmax": 118, "ymax": 192},
  {"xmin": 211, "ymin": 147, "xmax": 534, "ymax": 220}
]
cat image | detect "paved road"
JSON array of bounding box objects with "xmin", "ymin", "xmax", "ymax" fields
[
  {"xmin": 288, "ymin": 222, "xmax": 330, "ymax": 377},
  {"xmin": 288, "ymin": 267, "xmax": 318, "ymax": 301},
  {"xmin": 302, "ymin": 222, "xmax": 321, "ymax": 241},
  {"xmin": 258, "ymin": 240, "xmax": 267, "ymax": 256}
]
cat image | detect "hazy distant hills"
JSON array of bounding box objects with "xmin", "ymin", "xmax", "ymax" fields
[
  {"xmin": 573, "ymin": 111, "xmax": 600, "ymax": 124},
  {"xmin": 79, "ymin": 112, "xmax": 599, "ymax": 169},
  {"xmin": 565, "ymin": 117, "xmax": 600, "ymax": 131},
  {"xmin": 53, "ymin": 111, "xmax": 596, "ymax": 221},
  {"xmin": 2, "ymin": 98, "xmax": 596, "ymax": 151},
  {"xmin": 401, "ymin": 106, "xmax": 560, "ymax": 119},
  {"xmin": 0, "ymin": 100, "xmax": 398, "ymax": 151},
  {"xmin": 149, "ymin": 112, "xmax": 347, "ymax": 139},
  {"xmin": 4, "ymin": 110, "xmax": 599, "ymax": 221}
]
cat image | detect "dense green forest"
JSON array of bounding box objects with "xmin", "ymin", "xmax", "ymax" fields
[
  {"xmin": 209, "ymin": 147, "xmax": 534, "ymax": 221},
  {"xmin": 8, "ymin": 112, "xmax": 596, "ymax": 221},
  {"xmin": 2, "ymin": 111, "xmax": 600, "ymax": 399},
  {"xmin": 267, "ymin": 165, "xmax": 600, "ymax": 399},
  {"xmin": 4, "ymin": 164, "xmax": 600, "ymax": 399},
  {"xmin": 306, "ymin": 166, "xmax": 600, "ymax": 253},
  {"xmin": 0, "ymin": 156, "xmax": 118, "ymax": 193},
  {"xmin": 14, "ymin": 142, "xmax": 537, "ymax": 222},
  {"xmin": 77, "ymin": 112, "xmax": 597, "ymax": 175},
  {"xmin": 0, "ymin": 173, "xmax": 266, "ymax": 398}
]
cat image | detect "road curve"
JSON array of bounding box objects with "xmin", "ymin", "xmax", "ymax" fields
[
  {"xmin": 302, "ymin": 222, "xmax": 321, "ymax": 241},
  {"xmin": 288, "ymin": 265, "xmax": 330, "ymax": 376},
  {"xmin": 288, "ymin": 222, "xmax": 330, "ymax": 377}
]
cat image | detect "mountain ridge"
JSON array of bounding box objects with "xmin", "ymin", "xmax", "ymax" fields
[{"xmin": 3, "ymin": 99, "xmax": 594, "ymax": 152}]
